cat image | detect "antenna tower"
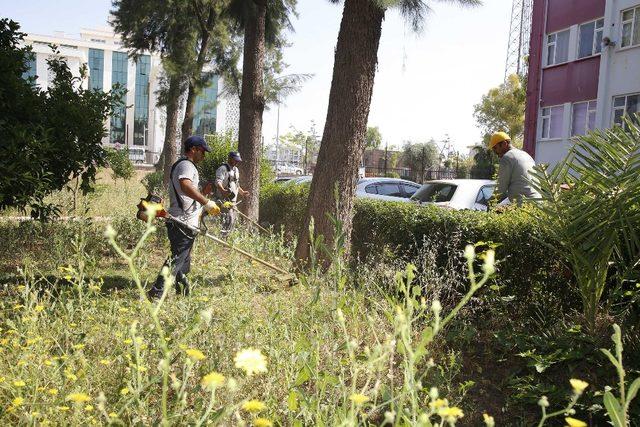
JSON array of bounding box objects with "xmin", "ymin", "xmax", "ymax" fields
[{"xmin": 504, "ymin": 0, "xmax": 533, "ymax": 80}]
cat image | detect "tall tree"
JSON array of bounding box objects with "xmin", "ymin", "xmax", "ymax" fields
[
  {"xmin": 402, "ymin": 140, "xmax": 440, "ymax": 179},
  {"xmin": 226, "ymin": 0, "xmax": 296, "ymax": 221},
  {"xmin": 473, "ymin": 73, "xmax": 526, "ymax": 147},
  {"xmin": 365, "ymin": 126, "xmax": 382, "ymax": 149},
  {"xmin": 295, "ymin": 0, "xmax": 480, "ymax": 266},
  {"xmin": 111, "ymin": 0, "xmax": 196, "ymax": 186},
  {"xmin": 180, "ymin": 1, "xmax": 239, "ymax": 139}
]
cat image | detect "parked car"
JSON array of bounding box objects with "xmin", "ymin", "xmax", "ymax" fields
[
  {"xmin": 410, "ymin": 179, "xmax": 502, "ymax": 211},
  {"xmin": 356, "ymin": 177, "xmax": 421, "ymax": 202},
  {"xmin": 279, "ymin": 176, "xmax": 420, "ymax": 203},
  {"xmin": 276, "ymin": 164, "xmax": 303, "ymax": 175}
]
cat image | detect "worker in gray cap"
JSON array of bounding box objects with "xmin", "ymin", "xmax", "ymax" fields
[{"xmin": 215, "ymin": 151, "xmax": 249, "ymax": 236}]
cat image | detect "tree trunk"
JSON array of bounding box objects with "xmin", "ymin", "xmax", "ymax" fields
[
  {"xmin": 180, "ymin": 26, "xmax": 212, "ymax": 139},
  {"xmin": 237, "ymin": 0, "xmax": 266, "ymax": 222},
  {"xmin": 162, "ymin": 75, "xmax": 185, "ymax": 187},
  {"xmin": 294, "ymin": 0, "xmax": 385, "ymax": 266}
]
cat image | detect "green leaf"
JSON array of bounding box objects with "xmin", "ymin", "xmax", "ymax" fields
[
  {"xmin": 627, "ymin": 377, "xmax": 640, "ymax": 405},
  {"xmin": 601, "ymin": 348, "xmax": 622, "ymax": 371},
  {"xmin": 294, "ymin": 366, "xmax": 311, "ymax": 387},
  {"xmin": 287, "ymin": 390, "xmax": 299, "ymax": 411},
  {"xmin": 603, "ymin": 391, "xmax": 624, "ymax": 427}
]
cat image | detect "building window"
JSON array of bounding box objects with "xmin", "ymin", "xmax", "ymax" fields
[
  {"xmin": 110, "ymin": 52, "xmax": 128, "ymax": 144},
  {"xmin": 88, "ymin": 48, "xmax": 104, "ymax": 91},
  {"xmin": 541, "ymin": 105, "xmax": 564, "ymax": 139},
  {"xmin": 546, "ymin": 29, "xmax": 570, "ymax": 66},
  {"xmin": 621, "ymin": 6, "xmax": 640, "ymax": 48},
  {"xmin": 194, "ymin": 74, "xmax": 218, "ymax": 136},
  {"xmin": 134, "ymin": 55, "xmax": 150, "ymax": 146},
  {"xmin": 22, "ymin": 52, "xmax": 37, "ymax": 81},
  {"xmin": 571, "ymin": 100, "xmax": 597, "ymax": 136},
  {"xmin": 613, "ymin": 94, "xmax": 639, "ymax": 125},
  {"xmin": 578, "ymin": 19, "xmax": 604, "ymax": 58}
]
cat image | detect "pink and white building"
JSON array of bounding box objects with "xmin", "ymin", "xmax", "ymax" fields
[{"xmin": 524, "ymin": 0, "xmax": 640, "ymax": 167}]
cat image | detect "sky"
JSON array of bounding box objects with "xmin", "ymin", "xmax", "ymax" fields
[{"xmin": 2, "ymin": 0, "xmax": 512, "ymax": 154}]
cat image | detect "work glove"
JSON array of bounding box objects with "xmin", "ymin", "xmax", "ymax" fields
[{"xmin": 204, "ymin": 200, "xmax": 221, "ymax": 216}]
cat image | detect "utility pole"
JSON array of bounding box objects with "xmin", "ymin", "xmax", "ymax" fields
[
  {"xmin": 421, "ymin": 146, "xmax": 426, "ymax": 183},
  {"xmin": 384, "ymin": 142, "xmax": 388, "ymax": 176},
  {"xmin": 275, "ymin": 103, "xmax": 280, "ymax": 170}
]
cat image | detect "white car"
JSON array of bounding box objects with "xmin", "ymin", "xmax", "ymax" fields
[
  {"xmin": 410, "ymin": 179, "xmax": 499, "ymax": 211},
  {"xmin": 356, "ymin": 177, "xmax": 421, "ymax": 202},
  {"xmin": 276, "ymin": 164, "xmax": 303, "ymax": 175},
  {"xmin": 279, "ymin": 176, "xmax": 420, "ymax": 203}
]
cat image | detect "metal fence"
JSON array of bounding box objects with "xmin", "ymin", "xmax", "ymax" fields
[{"xmin": 363, "ymin": 167, "xmax": 493, "ymax": 183}]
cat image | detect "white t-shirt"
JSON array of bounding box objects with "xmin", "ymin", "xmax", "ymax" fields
[
  {"xmin": 215, "ymin": 163, "xmax": 240, "ymax": 201},
  {"xmin": 168, "ymin": 158, "xmax": 201, "ymax": 227}
]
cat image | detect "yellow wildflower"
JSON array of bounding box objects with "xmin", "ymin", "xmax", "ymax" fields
[
  {"xmin": 234, "ymin": 348, "xmax": 268, "ymax": 376},
  {"xmin": 254, "ymin": 418, "xmax": 273, "ymax": 427},
  {"xmin": 429, "ymin": 398, "xmax": 448, "ymax": 409},
  {"xmin": 483, "ymin": 413, "xmax": 495, "ymax": 427},
  {"xmin": 64, "ymin": 369, "xmax": 77, "ymax": 382},
  {"xmin": 48, "ymin": 388, "xmax": 58, "ymax": 395},
  {"xmin": 123, "ymin": 338, "xmax": 133, "ymax": 345},
  {"xmin": 84, "ymin": 405, "xmax": 94, "ymax": 412},
  {"xmin": 242, "ymin": 400, "xmax": 266, "ymax": 413},
  {"xmin": 569, "ymin": 379, "xmax": 589, "ymax": 395},
  {"xmin": 57, "ymin": 406, "xmax": 70, "ymax": 411},
  {"xmin": 12, "ymin": 397, "xmax": 24, "ymax": 406},
  {"xmin": 108, "ymin": 412, "xmax": 118, "ymax": 418},
  {"xmin": 13, "ymin": 380, "xmax": 26, "ymax": 387},
  {"xmin": 66, "ymin": 392, "xmax": 91, "ymax": 403},
  {"xmin": 201, "ymin": 372, "xmax": 225, "ymax": 390},
  {"xmin": 349, "ymin": 393, "xmax": 370, "ymax": 405},
  {"xmin": 34, "ymin": 305, "xmax": 45, "ymax": 312},
  {"xmin": 44, "ymin": 359, "xmax": 54, "ymax": 366},
  {"xmin": 120, "ymin": 388, "xmax": 129, "ymax": 396},
  {"xmin": 37, "ymin": 386, "xmax": 46, "ymax": 392},
  {"xmin": 99, "ymin": 359, "xmax": 110, "ymax": 365},
  {"xmin": 565, "ymin": 417, "xmax": 587, "ymax": 427},
  {"xmin": 185, "ymin": 348, "xmax": 206, "ymax": 361},
  {"xmin": 438, "ymin": 406, "xmax": 464, "ymax": 418}
]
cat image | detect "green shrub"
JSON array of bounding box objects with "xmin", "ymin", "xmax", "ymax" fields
[
  {"xmin": 259, "ymin": 183, "xmax": 309, "ymax": 234},
  {"xmin": 105, "ymin": 148, "xmax": 135, "ymax": 182},
  {"xmin": 0, "ymin": 19, "xmax": 125, "ymax": 218},
  {"xmin": 259, "ymin": 184, "xmax": 569, "ymax": 301},
  {"xmin": 141, "ymin": 170, "xmax": 164, "ymax": 196}
]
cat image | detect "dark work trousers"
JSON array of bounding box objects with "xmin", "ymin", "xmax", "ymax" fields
[{"xmin": 149, "ymin": 221, "xmax": 196, "ymax": 297}]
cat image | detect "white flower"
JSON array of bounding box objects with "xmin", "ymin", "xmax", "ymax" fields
[
  {"xmin": 482, "ymin": 249, "xmax": 496, "ymax": 275},
  {"xmin": 104, "ymin": 225, "xmax": 117, "ymax": 239},
  {"xmin": 464, "ymin": 244, "xmax": 475, "ymax": 260}
]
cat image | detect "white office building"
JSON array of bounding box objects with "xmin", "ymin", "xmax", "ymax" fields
[{"xmin": 21, "ymin": 27, "xmax": 238, "ymax": 164}]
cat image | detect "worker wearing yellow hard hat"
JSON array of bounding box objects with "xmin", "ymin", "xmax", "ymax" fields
[
  {"xmin": 488, "ymin": 131, "xmax": 511, "ymax": 151},
  {"xmin": 488, "ymin": 131, "xmax": 540, "ymax": 204}
]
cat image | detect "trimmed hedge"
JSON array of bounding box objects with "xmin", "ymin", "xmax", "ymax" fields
[{"xmin": 260, "ymin": 184, "xmax": 570, "ymax": 299}]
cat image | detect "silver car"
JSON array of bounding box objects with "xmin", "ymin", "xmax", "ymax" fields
[
  {"xmin": 355, "ymin": 177, "xmax": 421, "ymax": 202},
  {"xmin": 410, "ymin": 179, "xmax": 498, "ymax": 211}
]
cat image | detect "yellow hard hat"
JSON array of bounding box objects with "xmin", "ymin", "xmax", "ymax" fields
[{"xmin": 488, "ymin": 132, "xmax": 511, "ymax": 150}]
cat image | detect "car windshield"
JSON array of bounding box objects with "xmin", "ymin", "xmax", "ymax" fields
[{"xmin": 411, "ymin": 183, "xmax": 457, "ymax": 203}]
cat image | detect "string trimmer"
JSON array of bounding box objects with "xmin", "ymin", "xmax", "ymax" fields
[
  {"xmin": 137, "ymin": 198, "xmax": 296, "ymax": 285},
  {"xmin": 217, "ymin": 200, "xmax": 270, "ymax": 234}
]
